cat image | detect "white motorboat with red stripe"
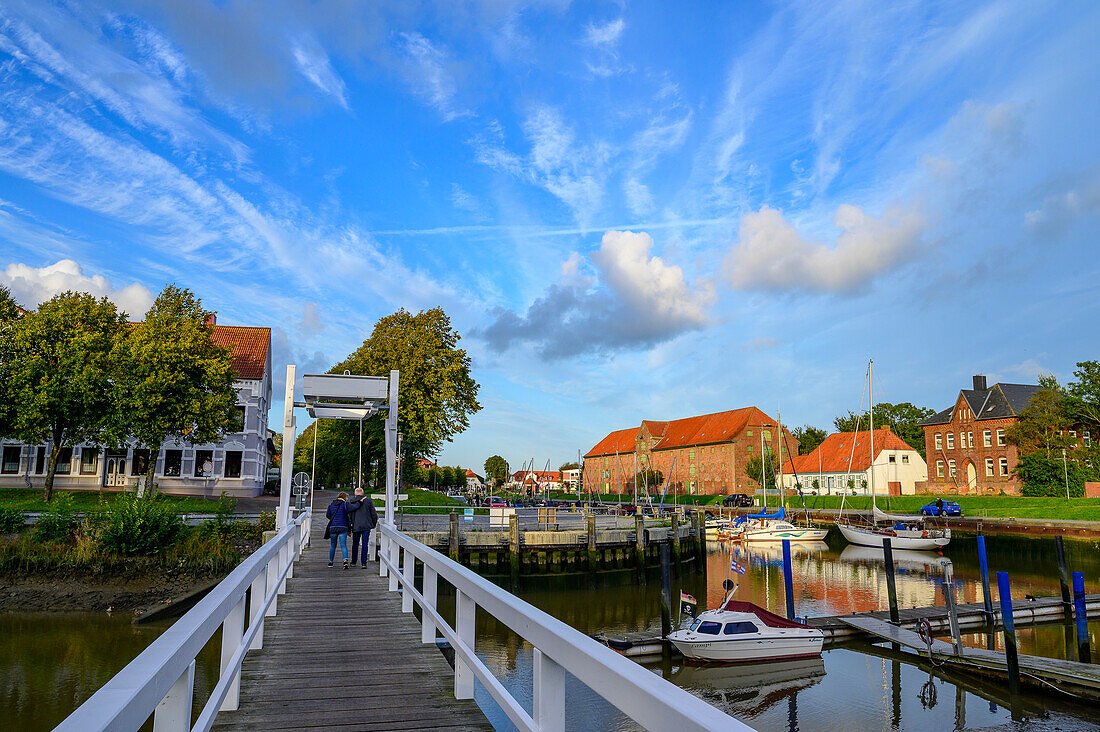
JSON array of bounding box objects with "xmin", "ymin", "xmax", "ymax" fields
[{"xmin": 667, "ymin": 598, "xmax": 824, "ymax": 663}]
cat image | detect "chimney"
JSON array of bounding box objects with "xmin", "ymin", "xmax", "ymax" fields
[
  {"xmin": 205, "ymin": 313, "xmax": 217, "ymax": 326},
  {"xmin": 973, "ymin": 374, "xmax": 987, "ymax": 391}
]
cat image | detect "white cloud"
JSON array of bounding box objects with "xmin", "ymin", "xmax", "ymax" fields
[
  {"xmin": 0, "ymin": 259, "xmax": 153, "ymax": 316},
  {"xmin": 581, "ymin": 18, "xmax": 627, "ymax": 77},
  {"xmin": 291, "ymin": 36, "xmax": 349, "ymax": 109},
  {"xmin": 583, "ymin": 18, "xmax": 624, "ymax": 48},
  {"xmin": 398, "ymin": 32, "xmax": 467, "ymax": 121},
  {"xmin": 450, "ymin": 184, "xmax": 484, "ymax": 216},
  {"xmin": 724, "ymin": 204, "xmax": 927, "ymax": 294},
  {"xmin": 1025, "ymin": 176, "xmax": 1100, "ymax": 236},
  {"xmin": 298, "ymin": 302, "xmax": 324, "ymax": 334}
]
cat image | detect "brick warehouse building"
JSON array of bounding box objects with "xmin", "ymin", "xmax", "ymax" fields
[
  {"xmin": 917, "ymin": 375, "xmax": 1040, "ymax": 495},
  {"xmin": 0, "ymin": 316, "xmax": 272, "ymax": 498},
  {"xmin": 583, "ymin": 408, "xmax": 797, "ymax": 496}
]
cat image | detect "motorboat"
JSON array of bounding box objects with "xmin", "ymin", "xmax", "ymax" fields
[
  {"xmin": 704, "ymin": 514, "xmax": 732, "ymax": 539},
  {"xmin": 667, "ymin": 599, "xmax": 824, "ymax": 663},
  {"xmin": 733, "ymin": 507, "xmax": 829, "ymax": 542}
]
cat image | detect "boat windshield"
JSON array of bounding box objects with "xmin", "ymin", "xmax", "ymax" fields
[
  {"xmin": 697, "ymin": 621, "xmax": 722, "ymax": 635},
  {"xmin": 723, "ymin": 622, "xmax": 759, "ymax": 635},
  {"xmin": 688, "ymin": 618, "xmax": 702, "ymax": 632}
]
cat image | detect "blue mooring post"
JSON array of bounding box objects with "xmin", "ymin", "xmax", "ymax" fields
[
  {"xmin": 1073, "ymin": 572, "xmax": 1092, "ymax": 664},
  {"xmin": 782, "ymin": 539, "xmax": 795, "ymax": 621},
  {"xmin": 977, "ymin": 536, "xmax": 994, "ymax": 623},
  {"xmin": 997, "ymin": 571, "xmax": 1021, "ymax": 696}
]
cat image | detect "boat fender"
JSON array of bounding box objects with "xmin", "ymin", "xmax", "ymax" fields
[
  {"xmin": 606, "ymin": 638, "xmax": 633, "ymax": 651},
  {"xmin": 922, "ymin": 530, "xmax": 928, "ymax": 538}
]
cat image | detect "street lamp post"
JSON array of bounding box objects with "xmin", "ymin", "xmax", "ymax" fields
[{"xmin": 1063, "ymin": 449, "xmax": 1070, "ymax": 501}]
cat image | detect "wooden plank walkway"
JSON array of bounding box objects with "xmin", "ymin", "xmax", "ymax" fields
[
  {"xmin": 838, "ymin": 615, "xmax": 1100, "ymax": 700},
  {"xmin": 214, "ymin": 521, "xmax": 493, "ymax": 731}
]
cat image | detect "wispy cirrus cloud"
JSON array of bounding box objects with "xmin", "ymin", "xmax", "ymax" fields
[
  {"xmin": 397, "ymin": 32, "xmax": 468, "ymax": 121},
  {"xmin": 292, "ymin": 35, "xmax": 349, "ymax": 109}
]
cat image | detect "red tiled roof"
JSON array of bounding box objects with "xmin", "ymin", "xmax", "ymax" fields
[
  {"xmin": 210, "ymin": 325, "xmax": 271, "ymax": 380},
  {"xmin": 584, "ymin": 427, "xmax": 640, "ymax": 458},
  {"xmin": 783, "ymin": 427, "xmax": 915, "ymax": 474},
  {"xmin": 511, "ymin": 470, "xmax": 562, "ymax": 481},
  {"xmin": 465, "ymin": 469, "xmax": 483, "ymax": 479},
  {"xmin": 651, "ymin": 407, "xmax": 775, "ymax": 451}
]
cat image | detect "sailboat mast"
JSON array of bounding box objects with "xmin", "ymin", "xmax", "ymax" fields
[
  {"xmin": 869, "ymin": 360, "xmax": 876, "ymax": 510},
  {"xmin": 778, "ymin": 410, "xmax": 785, "ymax": 512},
  {"xmin": 760, "ymin": 428, "xmax": 766, "ymax": 509}
]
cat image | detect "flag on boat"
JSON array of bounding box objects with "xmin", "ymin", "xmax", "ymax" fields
[
  {"xmin": 730, "ymin": 558, "xmax": 746, "ymax": 575},
  {"xmin": 680, "ymin": 592, "xmax": 697, "ymax": 616}
]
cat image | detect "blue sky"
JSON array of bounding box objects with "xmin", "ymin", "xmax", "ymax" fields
[{"xmin": 1, "ymin": 1, "xmax": 1098, "ymax": 473}]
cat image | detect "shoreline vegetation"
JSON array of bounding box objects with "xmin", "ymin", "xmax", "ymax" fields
[{"xmin": 0, "ymin": 491, "xmax": 271, "ymax": 613}]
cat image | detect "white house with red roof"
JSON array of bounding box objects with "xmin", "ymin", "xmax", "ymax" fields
[
  {"xmin": 781, "ymin": 427, "xmax": 927, "ymax": 496},
  {"xmin": 465, "ymin": 468, "xmax": 484, "ymax": 492},
  {"xmin": 507, "ymin": 469, "xmax": 562, "ymax": 492},
  {"xmin": 0, "ymin": 314, "xmax": 273, "ymax": 498}
]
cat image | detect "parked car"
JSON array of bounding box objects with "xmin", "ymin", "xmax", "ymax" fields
[
  {"xmin": 920, "ymin": 500, "xmax": 962, "ymax": 516},
  {"xmin": 722, "ymin": 493, "xmax": 753, "ymax": 507},
  {"xmin": 486, "ymin": 496, "xmax": 508, "ymax": 508}
]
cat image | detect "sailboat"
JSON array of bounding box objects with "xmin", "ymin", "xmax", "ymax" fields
[
  {"xmin": 736, "ymin": 416, "xmax": 828, "ymax": 542},
  {"xmin": 836, "ymin": 361, "xmax": 951, "ymax": 551}
]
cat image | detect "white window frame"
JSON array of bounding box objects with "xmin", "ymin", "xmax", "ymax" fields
[
  {"xmin": 983, "ymin": 430, "xmax": 991, "ymax": 447},
  {"xmin": 985, "ymin": 458, "xmax": 994, "ymax": 477},
  {"xmin": 935, "ymin": 433, "xmax": 942, "ymax": 450},
  {"xmin": 997, "ymin": 429, "xmax": 1006, "ymax": 446},
  {"xmin": 948, "ymin": 460, "xmax": 957, "ymax": 477},
  {"xmin": 946, "ymin": 433, "xmax": 955, "ymax": 449},
  {"xmin": 999, "ymin": 457, "xmax": 1009, "ymax": 476},
  {"xmin": 936, "ymin": 460, "xmax": 944, "ymax": 478}
]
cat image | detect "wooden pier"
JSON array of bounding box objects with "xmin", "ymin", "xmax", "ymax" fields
[{"xmin": 213, "ymin": 521, "xmax": 492, "ymax": 731}]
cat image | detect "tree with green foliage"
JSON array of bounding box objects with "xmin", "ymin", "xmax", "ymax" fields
[
  {"xmin": 111, "ymin": 286, "xmax": 238, "ymax": 497},
  {"xmin": 559, "ymin": 461, "xmax": 580, "ymax": 472},
  {"xmin": 744, "ymin": 451, "xmax": 779, "ymax": 491},
  {"xmin": 2, "ymin": 292, "xmax": 126, "ymax": 501},
  {"xmin": 1065, "ymin": 361, "xmax": 1100, "ymax": 431},
  {"xmin": 0, "ymin": 285, "xmax": 25, "ymax": 440},
  {"xmin": 334, "ymin": 307, "xmax": 480, "ymax": 461},
  {"xmin": 634, "ymin": 469, "xmax": 664, "ymax": 491},
  {"xmin": 791, "ymin": 425, "xmax": 827, "ymax": 455},
  {"xmin": 1006, "ymin": 376, "xmax": 1074, "ymax": 459},
  {"xmin": 834, "ymin": 402, "xmax": 936, "ymax": 459},
  {"xmin": 484, "ymin": 455, "xmax": 509, "ymax": 487}
]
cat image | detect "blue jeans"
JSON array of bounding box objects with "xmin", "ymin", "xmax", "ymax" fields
[
  {"xmin": 351, "ymin": 529, "xmax": 371, "ymax": 564},
  {"xmin": 329, "ymin": 528, "xmax": 348, "ymax": 562}
]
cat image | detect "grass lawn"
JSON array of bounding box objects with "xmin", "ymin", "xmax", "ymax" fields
[
  {"xmin": 784, "ymin": 494, "xmax": 1100, "ymax": 522},
  {"xmin": 0, "ymin": 487, "xmax": 225, "ymax": 513}
]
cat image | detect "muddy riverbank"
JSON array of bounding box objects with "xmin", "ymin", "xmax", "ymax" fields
[{"xmin": 0, "ymin": 566, "xmax": 229, "ymax": 614}]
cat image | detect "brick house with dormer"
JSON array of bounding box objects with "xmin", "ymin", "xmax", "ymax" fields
[
  {"xmin": 917, "ymin": 375, "xmax": 1042, "ymax": 495},
  {"xmin": 583, "ymin": 408, "xmax": 797, "ymax": 496}
]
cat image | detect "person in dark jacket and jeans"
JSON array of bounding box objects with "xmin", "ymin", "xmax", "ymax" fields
[
  {"xmin": 346, "ymin": 487, "xmax": 379, "ymax": 567},
  {"xmin": 326, "ymin": 492, "xmax": 352, "ymax": 569}
]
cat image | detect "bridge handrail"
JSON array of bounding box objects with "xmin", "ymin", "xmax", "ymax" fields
[
  {"xmin": 378, "ymin": 523, "xmax": 750, "ymax": 732},
  {"xmin": 56, "ymin": 509, "xmax": 312, "ymax": 732}
]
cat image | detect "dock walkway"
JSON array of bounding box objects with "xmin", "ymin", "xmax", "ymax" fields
[{"xmin": 213, "ymin": 521, "xmax": 492, "ymax": 731}]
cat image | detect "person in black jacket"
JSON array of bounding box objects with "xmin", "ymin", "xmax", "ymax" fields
[
  {"xmin": 346, "ymin": 487, "xmax": 379, "ymax": 568},
  {"xmin": 326, "ymin": 492, "xmax": 352, "ymax": 569}
]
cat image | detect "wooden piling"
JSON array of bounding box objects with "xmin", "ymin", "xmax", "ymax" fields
[
  {"xmin": 943, "ymin": 563, "xmax": 964, "ymax": 656},
  {"xmin": 670, "ymin": 514, "xmax": 681, "ymax": 573},
  {"xmin": 1056, "ymin": 536, "xmax": 1073, "ymax": 618},
  {"xmin": 883, "ymin": 538, "xmax": 900, "ymax": 624},
  {"xmin": 586, "ymin": 514, "xmax": 597, "ymax": 574},
  {"xmin": 997, "ymin": 571, "xmax": 1021, "ymax": 696},
  {"xmin": 659, "ymin": 542, "xmax": 672, "ymax": 660},
  {"xmin": 449, "ymin": 511, "xmax": 460, "ymax": 563},
  {"xmin": 1073, "ymin": 571, "xmax": 1092, "ymax": 664},
  {"xmin": 635, "ymin": 514, "xmax": 647, "ymax": 582},
  {"xmin": 782, "ymin": 539, "xmax": 796, "ymax": 621},
  {"xmin": 509, "ymin": 513, "xmax": 520, "ymax": 586},
  {"xmin": 977, "ymin": 535, "xmax": 994, "ymax": 623}
]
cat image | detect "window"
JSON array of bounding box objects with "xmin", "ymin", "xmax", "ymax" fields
[
  {"xmin": 131, "ymin": 449, "xmax": 150, "ymax": 476},
  {"xmin": 935, "ymin": 434, "xmax": 942, "ymax": 450},
  {"xmin": 689, "ymin": 448, "xmax": 695, "ymax": 460},
  {"xmin": 888, "ymin": 455, "xmax": 896, "ymax": 463},
  {"xmin": 948, "ymin": 460, "xmax": 956, "ymax": 477},
  {"xmin": 689, "ymin": 465, "xmax": 696, "ymax": 478},
  {"xmin": 55, "ymin": 447, "xmax": 73, "ymax": 474},
  {"xmin": 999, "ymin": 457, "xmax": 1008, "ymax": 476},
  {"xmin": 936, "ymin": 461, "xmax": 944, "ymax": 478},
  {"xmin": 1086, "ymin": 431, "xmax": 1092, "ymax": 448},
  {"xmin": 747, "ymin": 430, "xmax": 753, "ymax": 437},
  {"xmin": 80, "ymin": 447, "xmax": 99, "ymax": 475},
  {"xmin": 164, "ymin": 450, "xmax": 183, "ymax": 477},
  {"xmin": 997, "ymin": 429, "xmax": 1006, "ymax": 446},
  {"xmin": 233, "ymin": 406, "xmax": 247, "ymax": 432},
  {"xmin": 723, "ymin": 622, "xmax": 759, "ymax": 635},
  {"xmin": 34, "ymin": 446, "xmax": 46, "ymax": 474},
  {"xmin": 983, "ymin": 430, "xmax": 992, "ymax": 447},
  {"xmin": 696, "ymin": 621, "xmax": 722, "ymax": 635},
  {"xmin": 902, "ymin": 455, "xmax": 910, "ymax": 464},
  {"xmin": 985, "ymin": 458, "xmax": 994, "ymax": 477},
  {"xmin": 1, "ymin": 446, "xmax": 20, "ymax": 474},
  {"xmin": 194, "ymin": 450, "xmax": 214, "ymax": 477},
  {"xmin": 224, "ymin": 451, "xmax": 243, "ymax": 478},
  {"xmin": 946, "ymin": 433, "xmax": 954, "ymax": 449},
  {"xmin": 968, "ymin": 431, "xmax": 974, "ymax": 448}
]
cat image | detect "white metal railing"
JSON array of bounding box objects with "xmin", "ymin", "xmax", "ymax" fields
[
  {"xmin": 55, "ymin": 509, "xmax": 312, "ymax": 732},
  {"xmin": 375, "ymin": 523, "xmax": 752, "ymax": 732}
]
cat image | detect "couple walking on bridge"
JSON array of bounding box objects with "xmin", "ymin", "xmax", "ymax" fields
[{"xmin": 325, "ymin": 488, "xmax": 379, "ymax": 569}]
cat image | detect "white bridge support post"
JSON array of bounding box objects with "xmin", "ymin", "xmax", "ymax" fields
[
  {"xmin": 249, "ymin": 565, "xmax": 266, "ymax": 649},
  {"xmin": 153, "ymin": 660, "xmax": 195, "ymax": 732},
  {"xmin": 219, "ymin": 597, "xmax": 245, "ymax": 711},
  {"xmin": 534, "ymin": 649, "xmax": 566, "ymax": 732},
  {"xmin": 455, "ymin": 590, "xmax": 476, "ymax": 699},
  {"xmin": 421, "ymin": 566, "xmax": 438, "ymax": 643},
  {"xmin": 384, "ymin": 369, "xmax": 399, "ymax": 529},
  {"xmin": 378, "ymin": 533, "xmax": 388, "ymax": 577},
  {"xmin": 368, "ymin": 526, "xmax": 378, "ymax": 561},
  {"xmin": 277, "ymin": 364, "xmax": 297, "ymax": 532},
  {"xmin": 264, "ymin": 554, "xmax": 279, "ymax": 618},
  {"xmin": 388, "ymin": 540, "xmax": 400, "ymax": 592},
  {"xmin": 402, "ymin": 548, "xmax": 415, "ymax": 612}
]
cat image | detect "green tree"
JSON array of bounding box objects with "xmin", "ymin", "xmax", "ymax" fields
[
  {"xmin": 3, "ymin": 292, "xmax": 126, "ymax": 501},
  {"xmin": 791, "ymin": 425, "xmax": 827, "ymax": 455},
  {"xmin": 559, "ymin": 461, "xmax": 580, "ymax": 471},
  {"xmin": 112, "ymin": 286, "xmax": 238, "ymax": 497},
  {"xmin": 1006, "ymin": 376, "xmax": 1074, "ymax": 459},
  {"xmin": 1065, "ymin": 361, "xmax": 1100, "ymax": 429},
  {"xmin": 744, "ymin": 451, "xmax": 779, "ymax": 491},
  {"xmin": 333, "ymin": 308, "xmax": 480, "ymax": 463},
  {"xmin": 0, "ymin": 285, "xmax": 26, "ymax": 439},
  {"xmin": 634, "ymin": 469, "xmax": 664, "ymax": 490},
  {"xmin": 834, "ymin": 402, "xmax": 936, "ymax": 459},
  {"xmin": 484, "ymin": 455, "xmax": 509, "ymax": 486}
]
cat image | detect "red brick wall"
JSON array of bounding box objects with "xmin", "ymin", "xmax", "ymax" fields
[
  {"xmin": 922, "ymin": 400, "xmax": 1022, "ymax": 495},
  {"xmin": 1086, "ymin": 482, "xmax": 1100, "ymax": 498}
]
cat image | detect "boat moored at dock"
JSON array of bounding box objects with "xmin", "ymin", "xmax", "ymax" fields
[{"xmin": 667, "ymin": 600, "xmax": 824, "ymax": 663}]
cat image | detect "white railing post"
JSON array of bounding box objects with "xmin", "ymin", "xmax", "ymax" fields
[
  {"xmin": 369, "ymin": 527, "xmax": 377, "ymax": 561},
  {"xmin": 388, "ymin": 540, "xmax": 399, "ymax": 592},
  {"xmin": 152, "ymin": 659, "xmax": 194, "ymax": 732},
  {"xmin": 402, "ymin": 548, "xmax": 414, "ymax": 613},
  {"xmin": 379, "ymin": 534, "xmax": 388, "ymax": 577},
  {"xmin": 278, "ymin": 539, "xmax": 289, "ymax": 593},
  {"xmin": 534, "ymin": 648, "xmax": 566, "ymax": 732},
  {"xmin": 250, "ymin": 563, "xmax": 267, "ymax": 649},
  {"xmin": 285, "ymin": 529, "xmax": 295, "ymax": 581},
  {"xmin": 219, "ymin": 597, "xmax": 245, "ymax": 711},
  {"xmin": 455, "ymin": 589, "xmax": 476, "ymax": 699},
  {"xmin": 265, "ymin": 556, "xmax": 279, "ymax": 617},
  {"xmin": 421, "ymin": 566, "xmax": 437, "ymax": 644}
]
